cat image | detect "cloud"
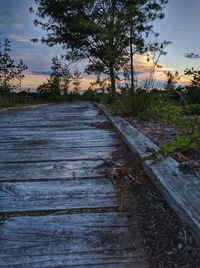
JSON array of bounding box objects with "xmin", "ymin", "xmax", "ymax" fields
[
  {"xmin": 117, "ymin": 54, "xmax": 191, "ymax": 87},
  {"xmin": 22, "ymin": 73, "xmax": 49, "ymax": 89},
  {"xmin": 22, "ymin": 71, "xmax": 96, "ymax": 90},
  {"xmin": 185, "ymin": 53, "xmax": 200, "ymax": 59},
  {"xmin": 8, "ymin": 35, "xmax": 31, "ymax": 43}
]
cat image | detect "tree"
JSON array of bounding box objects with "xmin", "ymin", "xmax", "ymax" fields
[
  {"xmin": 89, "ymin": 75, "xmax": 110, "ymax": 93},
  {"xmin": 51, "ymin": 56, "xmax": 71, "ymax": 94},
  {"xmin": 72, "ymin": 69, "xmax": 82, "ymax": 93},
  {"xmin": 184, "ymin": 68, "xmax": 200, "ymax": 104},
  {"xmin": 185, "ymin": 68, "xmax": 200, "ymax": 89},
  {"xmin": 60, "ymin": 62, "xmax": 71, "ymax": 95},
  {"xmin": 32, "ymin": 0, "xmax": 168, "ymax": 95},
  {"xmin": 0, "ymin": 39, "xmax": 28, "ymax": 92},
  {"xmin": 0, "ymin": 39, "xmax": 16, "ymax": 91},
  {"xmin": 37, "ymin": 77, "xmax": 61, "ymax": 101},
  {"xmin": 15, "ymin": 60, "xmax": 28, "ymax": 91},
  {"xmin": 164, "ymin": 70, "xmax": 180, "ymax": 90},
  {"xmin": 124, "ymin": 0, "xmax": 168, "ymax": 91},
  {"xmin": 37, "ymin": 56, "xmax": 72, "ymax": 98}
]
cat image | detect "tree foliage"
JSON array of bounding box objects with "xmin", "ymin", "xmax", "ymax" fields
[
  {"xmin": 51, "ymin": 56, "xmax": 72, "ymax": 94},
  {"xmin": 184, "ymin": 68, "xmax": 200, "ymax": 104},
  {"xmin": 31, "ymin": 0, "xmax": 168, "ymax": 95},
  {"xmin": 72, "ymin": 69, "xmax": 82, "ymax": 93},
  {"xmin": 37, "ymin": 56, "xmax": 82, "ymax": 98},
  {"xmin": 164, "ymin": 70, "xmax": 180, "ymax": 90},
  {"xmin": 0, "ymin": 39, "xmax": 28, "ymax": 92}
]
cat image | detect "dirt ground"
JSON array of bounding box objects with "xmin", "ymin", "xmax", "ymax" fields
[{"xmin": 106, "ymin": 140, "xmax": 200, "ymax": 268}]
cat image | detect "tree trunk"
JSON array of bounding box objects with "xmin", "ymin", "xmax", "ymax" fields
[
  {"xmin": 110, "ymin": 63, "xmax": 116, "ymax": 97},
  {"xmin": 109, "ymin": 0, "xmax": 117, "ymax": 97},
  {"xmin": 130, "ymin": 26, "xmax": 135, "ymax": 91}
]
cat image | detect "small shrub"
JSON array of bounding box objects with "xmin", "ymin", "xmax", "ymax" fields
[
  {"xmin": 187, "ymin": 104, "xmax": 200, "ymax": 115},
  {"xmin": 160, "ymin": 127, "xmax": 200, "ymax": 154},
  {"xmin": 82, "ymin": 89, "xmax": 101, "ymax": 102},
  {"xmin": 110, "ymin": 89, "xmax": 155, "ymax": 119},
  {"xmin": 149, "ymin": 103, "xmax": 182, "ymax": 123},
  {"xmin": 185, "ymin": 87, "xmax": 200, "ymax": 104}
]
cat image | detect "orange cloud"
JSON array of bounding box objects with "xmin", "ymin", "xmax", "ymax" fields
[
  {"xmin": 132, "ymin": 54, "xmax": 191, "ymax": 86},
  {"xmin": 22, "ymin": 72, "xmax": 96, "ymax": 90},
  {"xmin": 22, "ymin": 73, "xmax": 49, "ymax": 89},
  {"xmin": 22, "ymin": 54, "xmax": 191, "ymax": 90}
]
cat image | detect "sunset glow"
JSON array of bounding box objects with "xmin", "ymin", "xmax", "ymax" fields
[{"xmin": 0, "ymin": 0, "xmax": 199, "ymax": 90}]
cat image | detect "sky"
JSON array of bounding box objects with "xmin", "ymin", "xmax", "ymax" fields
[{"xmin": 0, "ymin": 0, "xmax": 200, "ymax": 89}]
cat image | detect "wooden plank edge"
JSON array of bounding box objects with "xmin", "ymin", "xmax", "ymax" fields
[
  {"xmin": 0, "ymin": 103, "xmax": 50, "ymax": 113},
  {"xmin": 97, "ymin": 103, "xmax": 200, "ymax": 246}
]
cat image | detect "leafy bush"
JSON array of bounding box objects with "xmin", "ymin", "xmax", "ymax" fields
[
  {"xmin": 185, "ymin": 87, "xmax": 200, "ymax": 104},
  {"xmin": 184, "ymin": 68, "xmax": 200, "ymax": 104},
  {"xmin": 82, "ymin": 89, "xmax": 101, "ymax": 102},
  {"xmin": 110, "ymin": 89, "xmax": 155, "ymax": 119},
  {"xmin": 160, "ymin": 127, "xmax": 200, "ymax": 154},
  {"xmin": 37, "ymin": 78, "xmax": 62, "ymax": 102},
  {"xmin": 0, "ymin": 91, "xmax": 41, "ymax": 108},
  {"xmin": 149, "ymin": 102, "xmax": 182, "ymax": 123},
  {"xmin": 187, "ymin": 104, "xmax": 200, "ymax": 115}
]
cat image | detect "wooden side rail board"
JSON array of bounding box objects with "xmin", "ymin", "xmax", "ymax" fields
[{"xmin": 98, "ymin": 104, "xmax": 200, "ymax": 245}]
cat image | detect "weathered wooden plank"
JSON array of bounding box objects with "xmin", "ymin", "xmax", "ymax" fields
[
  {"xmin": 0, "ymin": 115, "xmax": 103, "ymax": 126},
  {"xmin": 0, "ymin": 138, "xmax": 117, "ymax": 147},
  {"xmin": 0, "ymin": 146, "xmax": 116, "ymax": 163},
  {"xmin": 0, "ymin": 179, "xmax": 119, "ymax": 213},
  {"xmin": 0, "ymin": 102, "xmax": 106, "ymax": 129},
  {"xmin": 0, "ymin": 102, "xmax": 148, "ymax": 267},
  {"xmin": 0, "ymin": 128, "xmax": 114, "ymax": 135},
  {"xmin": 0, "ymin": 102, "xmax": 94, "ymax": 114},
  {"xmin": 0, "ymin": 115, "xmax": 105, "ymax": 125},
  {"xmin": 0, "ymin": 139, "xmax": 119, "ymax": 151},
  {"xmin": 0, "ymin": 119, "xmax": 107, "ymax": 128},
  {"xmin": 0, "ymin": 134, "xmax": 116, "ymax": 145},
  {"xmin": 0, "ymin": 126, "xmax": 107, "ymax": 132},
  {"xmin": 0, "ymin": 213, "xmax": 146, "ymax": 267},
  {"xmin": 0, "ymin": 102, "xmax": 96, "ymax": 115},
  {"xmin": 0, "ymin": 160, "xmax": 104, "ymax": 182},
  {"xmin": 0, "ymin": 110, "xmax": 100, "ymax": 119},
  {"xmin": 100, "ymin": 104, "xmax": 200, "ymax": 245},
  {"xmin": 0, "ymin": 130, "xmax": 116, "ymax": 143}
]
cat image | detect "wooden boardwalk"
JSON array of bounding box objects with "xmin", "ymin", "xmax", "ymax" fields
[{"xmin": 0, "ymin": 102, "xmax": 147, "ymax": 267}]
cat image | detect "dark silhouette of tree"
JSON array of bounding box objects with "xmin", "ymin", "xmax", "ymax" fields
[
  {"xmin": 61, "ymin": 63, "xmax": 71, "ymax": 95},
  {"xmin": 184, "ymin": 68, "xmax": 200, "ymax": 104},
  {"xmin": 185, "ymin": 68, "xmax": 200, "ymax": 88},
  {"xmin": 124, "ymin": 0, "xmax": 168, "ymax": 91},
  {"xmin": 16, "ymin": 60, "xmax": 28, "ymax": 91},
  {"xmin": 164, "ymin": 71, "xmax": 180, "ymax": 90},
  {"xmin": 37, "ymin": 56, "xmax": 72, "ymax": 98},
  {"xmin": 0, "ymin": 39, "xmax": 28, "ymax": 92},
  {"xmin": 51, "ymin": 56, "xmax": 72, "ymax": 94},
  {"xmin": 72, "ymin": 69, "xmax": 82, "ymax": 93},
  {"xmin": 88, "ymin": 75, "xmax": 110, "ymax": 93},
  {"xmin": 0, "ymin": 39, "xmax": 16, "ymax": 91},
  {"xmin": 31, "ymin": 0, "xmax": 168, "ymax": 95}
]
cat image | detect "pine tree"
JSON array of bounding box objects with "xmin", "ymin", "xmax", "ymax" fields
[
  {"xmin": 0, "ymin": 39, "xmax": 28, "ymax": 92},
  {"xmin": 51, "ymin": 56, "xmax": 72, "ymax": 94},
  {"xmin": 72, "ymin": 69, "xmax": 82, "ymax": 93},
  {"xmin": 15, "ymin": 60, "xmax": 28, "ymax": 91},
  {"xmin": 0, "ymin": 39, "xmax": 15, "ymax": 91},
  {"xmin": 32, "ymin": 0, "xmax": 168, "ymax": 95}
]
